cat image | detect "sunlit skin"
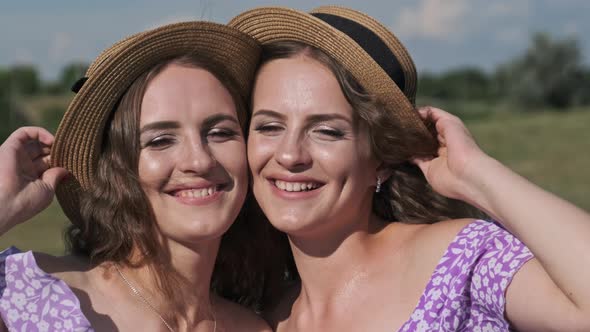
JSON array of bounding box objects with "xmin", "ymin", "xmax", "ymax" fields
[
  {"xmin": 139, "ymin": 64, "xmax": 248, "ymax": 247},
  {"xmin": 249, "ymin": 55, "xmax": 387, "ymax": 242},
  {"xmin": 248, "ymin": 54, "xmax": 590, "ymax": 332}
]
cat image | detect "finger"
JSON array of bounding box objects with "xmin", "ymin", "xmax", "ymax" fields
[
  {"xmin": 32, "ymin": 155, "xmax": 52, "ymax": 177},
  {"xmin": 25, "ymin": 140, "xmax": 51, "ymax": 160},
  {"xmin": 416, "ymin": 107, "xmax": 432, "ymax": 120},
  {"xmin": 423, "ymin": 107, "xmax": 460, "ymax": 123},
  {"xmin": 9, "ymin": 127, "xmax": 55, "ymax": 147},
  {"xmin": 41, "ymin": 167, "xmax": 69, "ymax": 191}
]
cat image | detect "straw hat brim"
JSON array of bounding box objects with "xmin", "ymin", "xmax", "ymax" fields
[
  {"xmin": 228, "ymin": 6, "xmax": 431, "ymax": 137},
  {"xmin": 52, "ymin": 21, "xmax": 260, "ymax": 224}
]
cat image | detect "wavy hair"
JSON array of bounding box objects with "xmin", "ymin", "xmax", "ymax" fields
[
  {"xmin": 64, "ymin": 54, "xmax": 277, "ymax": 325},
  {"xmin": 256, "ymin": 41, "xmax": 483, "ymax": 290}
]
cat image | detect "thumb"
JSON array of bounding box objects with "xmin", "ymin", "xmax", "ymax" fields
[{"xmin": 41, "ymin": 167, "xmax": 70, "ymax": 191}]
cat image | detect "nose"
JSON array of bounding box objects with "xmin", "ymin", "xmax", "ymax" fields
[
  {"xmin": 178, "ymin": 137, "xmax": 216, "ymax": 175},
  {"xmin": 274, "ymin": 132, "xmax": 311, "ymax": 171}
]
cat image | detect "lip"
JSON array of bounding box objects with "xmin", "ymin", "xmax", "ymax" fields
[
  {"xmin": 165, "ymin": 182, "xmax": 226, "ymax": 206},
  {"xmin": 265, "ymin": 175, "xmax": 325, "ymax": 200}
]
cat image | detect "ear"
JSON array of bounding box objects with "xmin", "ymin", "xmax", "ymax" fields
[{"xmin": 375, "ymin": 162, "xmax": 393, "ymax": 184}]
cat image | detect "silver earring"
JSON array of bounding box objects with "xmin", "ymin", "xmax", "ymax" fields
[{"xmin": 375, "ymin": 177, "xmax": 382, "ymax": 193}]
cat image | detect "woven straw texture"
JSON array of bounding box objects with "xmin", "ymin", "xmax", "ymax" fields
[
  {"xmin": 228, "ymin": 6, "xmax": 430, "ymax": 137},
  {"xmin": 52, "ymin": 21, "xmax": 260, "ymax": 224}
]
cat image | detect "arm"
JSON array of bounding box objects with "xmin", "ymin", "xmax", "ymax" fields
[
  {"xmin": 0, "ymin": 127, "xmax": 68, "ymax": 236},
  {"xmin": 413, "ymin": 107, "xmax": 590, "ymax": 331}
]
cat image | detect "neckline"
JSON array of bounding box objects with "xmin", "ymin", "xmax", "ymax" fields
[{"xmin": 396, "ymin": 219, "xmax": 484, "ymax": 331}]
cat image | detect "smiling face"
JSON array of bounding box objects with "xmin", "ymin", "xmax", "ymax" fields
[
  {"xmin": 138, "ymin": 63, "xmax": 248, "ymax": 245},
  {"xmin": 248, "ymin": 55, "xmax": 381, "ymax": 237}
]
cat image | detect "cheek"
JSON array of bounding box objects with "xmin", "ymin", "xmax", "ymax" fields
[
  {"xmin": 247, "ymin": 135, "xmax": 276, "ymax": 172},
  {"xmin": 138, "ymin": 152, "xmax": 173, "ymax": 188},
  {"xmin": 212, "ymin": 142, "xmax": 248, "ymax": 178}
]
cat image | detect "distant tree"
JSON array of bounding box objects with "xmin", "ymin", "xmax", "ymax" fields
[
  {"xmin": 419, "ymin": 68, "xmax": 493, "ymax": 100},
  {"xmin": 0, "ymin": 94, "xmax": 29, "ymax": 144},
  {"xmin": 9, "ymin": 65, "xmax": 41, "ymax": 96},
  {"xmin": 59, "ymin": 62, "xmax": 88, "ymax": 92},
  {"xmin": 496, "ymin": 33, "xmax": 587, "ymax": 109},
  {"xmin": 40, "ymin": 104, "xmax": 66, "ymax": 134},
  {"xmin": 0, "ymin": 68, "xmax": 10, "ymax": 95}
]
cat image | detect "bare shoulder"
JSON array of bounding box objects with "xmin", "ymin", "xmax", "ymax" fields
[
  {"xmin": 398, "ymin": 218, "xmax": 477, "ymax": 272},
  {"xmin": 378, "ymin": 218, "xmax": 475, "ymax": 253},
  {"xmin": 213, "ymin": 295, "xmax": 271, "ymax": 332},
  {"xmin": 413, "ymin": 218, "xmax": 476, "ymax": 246}
]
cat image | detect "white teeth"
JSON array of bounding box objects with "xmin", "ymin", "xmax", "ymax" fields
[
  {"xmin": 274, "ymin": 180, "xmax": 319, "ymax": 192},
  {"xmin": 175, "ymin": 187, "xmax": 217, "ymax": 198}
]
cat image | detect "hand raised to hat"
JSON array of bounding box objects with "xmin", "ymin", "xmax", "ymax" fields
[
  {"xmin": 411, "ymin": 107, "xmax": 491, "ymax": 207},
  {"xmin": 0, "ymin": 127, "xmax": 68, "ymax": 235}
]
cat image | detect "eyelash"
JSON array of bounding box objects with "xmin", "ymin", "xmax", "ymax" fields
[
  {"xmin": 254, "ymin": 124, "xmax": 283, "ymax": 134},
  {"xmin": 144, "ymin": 127, "xmax": 238, "ymax": 149},
  {"xmin": 315, "ymin": 128, "xmax": 345, "ymax": 138},
  {"xmin": 254, "ymin": 123, "xmax": 346, "ymax": 140},
  {"xmin": 207, "ymin": 128, "xmax": 239, "ymax": 141},
  {"xmin": 145, "ymin": 136, "xmax": 175, "ymax": 149}
]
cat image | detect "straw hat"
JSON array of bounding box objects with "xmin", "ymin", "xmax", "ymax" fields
[
  {"xmin": 52, "ymin": 21, "xmax": 260, "ymax": 224},
  {"xmin": 229, "ymin": 6, "xmax": 434, "ymax": 140}
]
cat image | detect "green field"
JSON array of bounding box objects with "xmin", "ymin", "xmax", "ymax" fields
[{"xmin": 1, "ymin": 109, "xmax": 589, "ymax": 255}]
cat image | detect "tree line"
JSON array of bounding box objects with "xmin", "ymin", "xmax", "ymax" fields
[
  {"xmin": 1, "ymin": 33, "xmax": 589, "ymax": 143},
  {"xmin": 418, "ymin": 33, "xmax": 590, "ymax": 109}
]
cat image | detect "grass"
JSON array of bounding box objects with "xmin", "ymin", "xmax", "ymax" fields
[{"xmin": 1, "ymin": 108, "xmax": 588, "ymax": 255}]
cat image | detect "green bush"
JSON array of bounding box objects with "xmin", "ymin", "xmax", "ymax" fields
[{"xmin": 40, "ymin": 104, "xmax": 66, "ymax": 134}]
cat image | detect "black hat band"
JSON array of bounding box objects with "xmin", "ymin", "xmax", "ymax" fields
[{"xmin": 311, "ymin": 13, "xmax": 406, "ymax": 93}]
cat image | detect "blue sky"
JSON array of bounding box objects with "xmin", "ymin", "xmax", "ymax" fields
[{"xmin": 1, "ymin": 0, "xmax": 588, "ymax": 80}]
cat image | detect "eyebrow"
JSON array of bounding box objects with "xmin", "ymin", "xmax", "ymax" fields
[
  {"xmin": 252, "ymin": 109, "xmax": 352, "ymax": 124},
  {"xmin": 202, "ymin": 114, "xmax": 240, "ymax": 129},
  {"xmin": 251, "ymin": 109, "xmax": 286, "ymax": 121},
  {"xmin": 140, "ymin": 114, "xmax": 240, "ymax": 135},
  {"xmin": 140, "ymin": 121, "xmax": 180, "ymax": 135}
]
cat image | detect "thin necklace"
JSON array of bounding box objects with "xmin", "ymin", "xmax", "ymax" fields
[{"xmin": 114, "ymin": 265, "xmax": 217, "ymax": 332}]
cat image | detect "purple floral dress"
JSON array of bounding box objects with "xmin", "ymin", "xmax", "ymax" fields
[
  {"xmin": 0, "ymin": 247, "xmax": 93, "ymax": 331},
  {"xmin": 399, "ymin": 219, "xmax": 534, "ymax": 331},
  {"xmin": 0, "ymin": 220, "xmax": 533, "ymax": 331}
]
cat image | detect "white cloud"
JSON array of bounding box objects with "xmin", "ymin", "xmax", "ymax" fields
[
  {"xmin": 392, "ymin": 0, "xmax": 532, "ymax": 42},
  {"xmin": 48, "ymin": 32, "xmax": 73, "ymax": 62},
  {"xmin": 393, "ymin": 0, "xmax": 470, "ymax": 41}
]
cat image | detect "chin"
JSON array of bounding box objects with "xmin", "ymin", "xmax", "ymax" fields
[{"xmin": 264, "ymin": 212, "xmax": 318, "ymax": 237}]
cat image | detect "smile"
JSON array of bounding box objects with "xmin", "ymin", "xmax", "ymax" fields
[
  {"xmin": 174, "ymin": 186, "xmax": 218, "ymax": 198},
  {"xmin": 274, "ymin": 180, "xmax": 321, "ymax": 192}
]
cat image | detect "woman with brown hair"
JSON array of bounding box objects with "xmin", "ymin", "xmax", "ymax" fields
[
  {"xmin": 230, "ymin": 6, "xmax": 590, "ymax": 331},
  {"xmin": 0, "ymin": 22, "xmax": 272, "ymax": 331}
]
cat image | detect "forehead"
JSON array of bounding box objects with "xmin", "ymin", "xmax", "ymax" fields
[
  {"xmin": 140, "ymin": 64, "xmax": 237, "ymax": 124},
  {"xmin": 253, "ymin": 56, "xmax": 353, "ymax": 119}
]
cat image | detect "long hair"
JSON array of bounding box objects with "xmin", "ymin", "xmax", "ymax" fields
[
  {"xmin": 256, "ymin": 41, "xmax": 483, "ymax": 290},
  {"xmin": 64, "ymin": 54, "xmax": 274, "ymax": 324}
]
